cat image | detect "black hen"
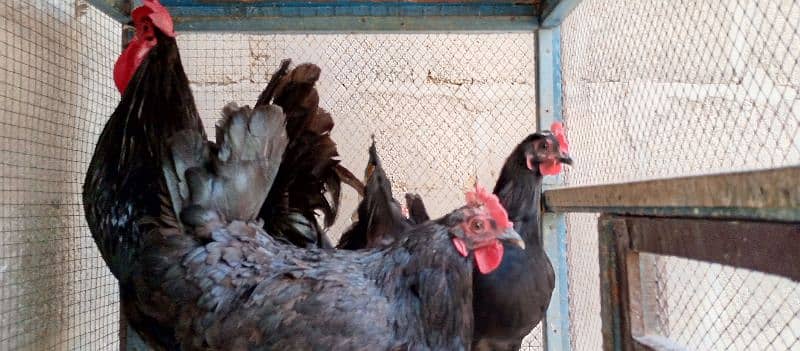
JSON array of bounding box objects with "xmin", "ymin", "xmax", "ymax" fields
[
  {"xmin": 255, "ymin": 60, "xmax": 363, "ymax": 249},
  {"xmin": 472, "ymin": 124, "xmax": 572, "ymax": 351},
  {"xmin": 130, "ymin": 103, "xmax": 526, "ymax": 350},
  {"xmin": 337, "ymin": 138, "xmax": 412, "ymax": 250}
]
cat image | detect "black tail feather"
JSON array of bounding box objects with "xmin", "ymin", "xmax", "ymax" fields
[
  {"xmin": 255, "ymin": 61, "xmax": 361, "ymax": 248},
  {"xmin": 337, "ymin": 139, "xmax": 411, "ymax": 250},
  {"xmin": 405, "ymin": 193, "xmax": 430, "ymax": 224}
]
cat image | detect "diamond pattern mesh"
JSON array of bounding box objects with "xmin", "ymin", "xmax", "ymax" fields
[{"xmin": 561, "ymin": 0, "xmax": 800, "ymax": 350}]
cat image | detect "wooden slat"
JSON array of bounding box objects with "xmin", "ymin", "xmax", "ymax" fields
[
  {"xmin": 543, "ymin": 166, "xmax": 800, "ymax": 222},
  {"xmin": 598, "ymin": 215, "xmax": 637, "ymax": 351},
  {"xmin": 625, "ymin": 217, "xmax": 800, "ymax": 282}
]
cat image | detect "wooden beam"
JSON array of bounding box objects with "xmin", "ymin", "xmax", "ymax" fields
[
  {"xmin": 174, "ymin": 15, "xmax": 538, "ymax": 32},
  {"xmin": 625, "ymin": 217, "xmax": 800, "ymax": 282},
  {"xmin": 538, "ymin": 25, "xmax": 571, "ymax": 351},
  {"xmin": 598, "ymin": 215, "xmax": 637, "ymax": 351},
  {"xmin": 543, "ymin": 166, "xmax": 800, "ymax": 222}
]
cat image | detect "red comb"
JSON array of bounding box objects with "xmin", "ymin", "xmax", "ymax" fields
[
  {"xmin": 113, "ymin": 0, "xmax": 174, "ymax": 93},
  {"xmin": 466, "ymin": 184, "xmax": 512, "ymax": 230},
  {"xmin": 132, "ymin": 0, "xmax": 175, "ymax": 38},
  {"xmin": 550, "ymin": 122, "xmax": 569, "ymax": 153}
]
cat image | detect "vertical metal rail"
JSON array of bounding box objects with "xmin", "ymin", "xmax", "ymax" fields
[
  {"xmin": 538, "ymin": 25, "xmax": 571, "ymax": 351},
  {"xmin": 538, "ymin": 1, "xmax": 583, "ymax": 350}
]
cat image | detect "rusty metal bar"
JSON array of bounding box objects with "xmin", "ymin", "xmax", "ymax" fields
[{"xmin": 543, "ymin": 166, "xmax": 800, "ymax": 222}]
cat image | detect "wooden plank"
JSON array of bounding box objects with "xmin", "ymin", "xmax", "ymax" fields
[
  {"xmin": 625, "ymin": 217, "xmax": 800, "ymax": 282},
  {"xmin": 598, "ymin": 214, "xmax": 637, "ymax": 351},
  {"xmin": 542, "ymin": 213, "xmax": 571, "ymax": 351},
  {"xmin": 633, "ymin": 335, "xmax": 688, "ymax": 351},
  {"xmin": 162, "ymin": 0, "xmax": 541, "ymax": 4},
  {"xmin": 538, "ymin": 25, "xmax": 571, "ymax": 351},
  {"xmin": 543, "ymin": 166, "xmax": 800, "ymax": 222}
]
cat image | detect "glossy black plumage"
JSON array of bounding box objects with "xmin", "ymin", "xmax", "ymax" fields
[
  {"xmin": 83, "ymin": 30, "xmax": 204, "ymax": 284},
  {"xmin": 131, "ymin": 104, "xmax": 490, "ymax": 350},
  {"xmin": 472, "ymin": 132, "xmax": 568, "ymax": 351}
]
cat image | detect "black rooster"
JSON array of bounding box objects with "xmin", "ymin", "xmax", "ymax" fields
[
  {"xmin": 132, "ymin": 102, "xmax": 526, "ymax": 350},
  {"xmin": 83, "ymin": 0, "xmax": 203, "ymax": 284},
  {"xmin": 83, "ymin": 1, "xmax": 360, "ymax": 347},
  {"xmin": 472, "ymin": 124, "xmax": 572, "ymax": 351}
]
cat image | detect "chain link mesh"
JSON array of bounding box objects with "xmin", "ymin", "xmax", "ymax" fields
[
  {"xmin": 561, "ymin": 0, "xmax": 800, "ymax": 350},
  {"xmin": 641, "ymin": 254, "xmax": 799, "ymax": 350},
  {"xmin": 0, "ymin": 0, "xmax": 120, "ymax": 349}
]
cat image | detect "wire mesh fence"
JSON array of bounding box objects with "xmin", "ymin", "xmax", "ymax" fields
[
  {"xmin": 561, "ymin": 0, "xmax": 800, "ymax": 349},
  {"xmin": 641, "ymin": 254, "xmax": 799, "ymax": 350},
  {"xmin": 0, "ymin": 0, "xmax": 120, "ymax": 349}
]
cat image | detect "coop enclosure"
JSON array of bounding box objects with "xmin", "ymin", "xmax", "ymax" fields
[{"xmin": 1, "ymin": 0, "xmax": 799, "ymax": 350}]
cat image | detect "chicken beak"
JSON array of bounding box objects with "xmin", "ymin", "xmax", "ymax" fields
[
  {"xmin": 497, "ymin": 228, "xmax": 525, "ymax": 250},
  {"xmin": 559, "ymin": 154, "xmax": 573, "ymax": 165}
]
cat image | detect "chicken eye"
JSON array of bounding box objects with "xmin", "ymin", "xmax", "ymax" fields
[{"xmin": 470, "ymin": 219, "xmax": 484, "ymax": 232}]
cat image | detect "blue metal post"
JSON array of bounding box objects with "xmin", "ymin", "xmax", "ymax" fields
[
  {"xmin": 538, "ymin": 25, "xmax": 571, "ymax": 351},
  {"xmin": 537, "ymin": 2, "xmax": 583, "ymax": 348}
]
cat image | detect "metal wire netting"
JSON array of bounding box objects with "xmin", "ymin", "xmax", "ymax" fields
[
  {"xmin": 641, "ymin": 254, "xmax": 799, "ymax": 350},
  {"xmin": 176, "ymin": 32, "xmax": 543, "ymax": 350},
  {"xmin": 0, "ymin": 0, "xmax": 120, "ymax": 349},
  {"xmin": 561, "ymin": 0, "xmax": 800, "ymax": 350}
]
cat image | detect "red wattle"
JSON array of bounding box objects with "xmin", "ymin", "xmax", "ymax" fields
[
  {"xmin": 538, "ymin": 160, "xmax": 562, "ymax": 175},
  {"xmin": 474, "ymin": 240, "xmax": 504, "ymax": 274},
  {"xmin": 113, "ymin": 37, "xmax": 155, "ymax": 94}
]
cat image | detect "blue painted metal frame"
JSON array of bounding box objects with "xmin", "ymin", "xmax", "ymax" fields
[
  {"xmin": 540, "ymin": 0, "xmax": 583, "ymax": 28},
  {"xmin": 536, "ymin": 2, "xmax": 584, "ymax": 348},
  {"xmin": 537, "ymin": 26, "xmax": 571, "ymax": 351},
  {"xmin": 87, "ymin": 0, "xmax": 130, "ymax": 22},
  {"xmin": 90, "ymin": 1, "xmax": 539, "ymax": 31}
]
